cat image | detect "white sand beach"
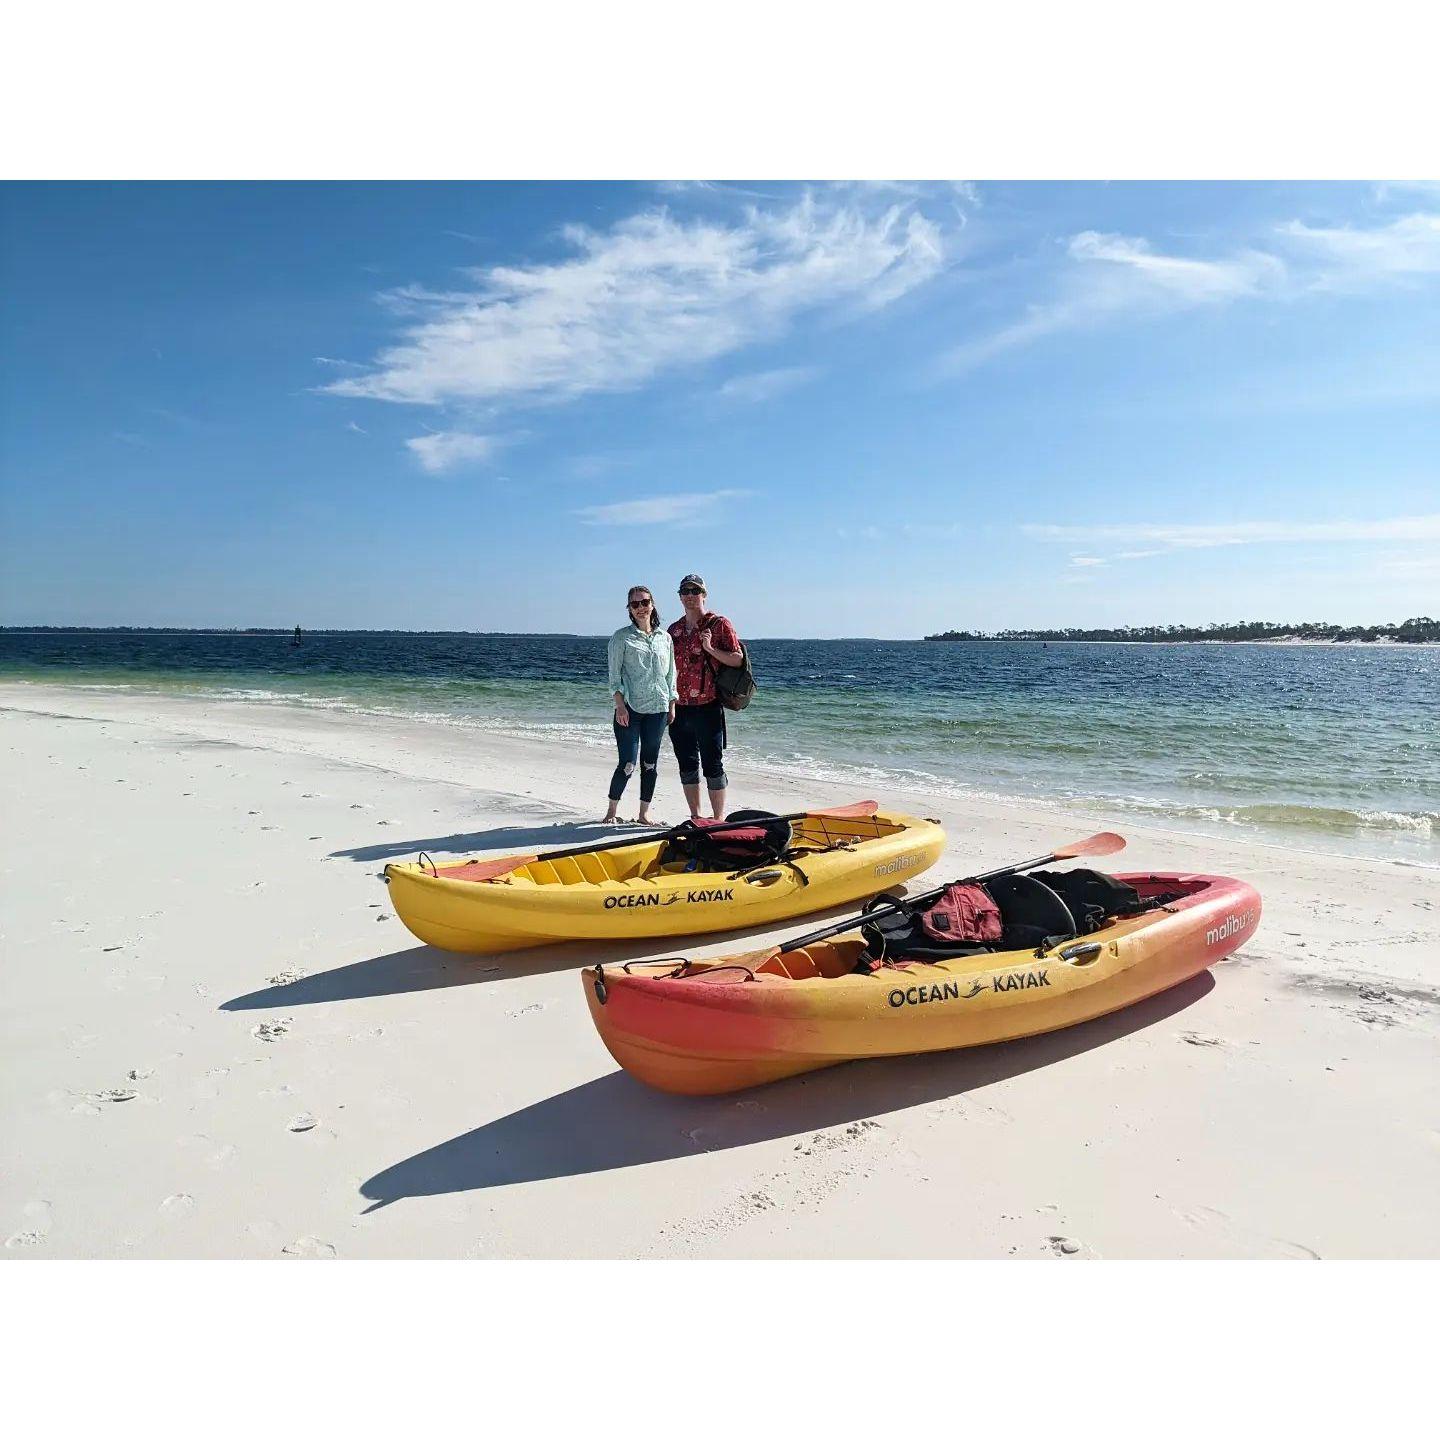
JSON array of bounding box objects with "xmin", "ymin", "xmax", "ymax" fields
[{"xmin": 2, "ymin": 679, "xmax": 1437, "ymax": 1260}]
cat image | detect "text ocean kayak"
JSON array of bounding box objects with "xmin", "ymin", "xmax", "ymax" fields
[
  {"xmin": 384, "ymin": 809, "xmax": 946, "ymax": 954},
  {"xmin": 583, "ymin": 871, "xmax": 1260, "ymax": 1093}
]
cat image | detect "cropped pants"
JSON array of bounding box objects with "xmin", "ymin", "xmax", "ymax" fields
[{"xmin": 668, "ymin": 701, "xmax": 727, "ymax": 789}]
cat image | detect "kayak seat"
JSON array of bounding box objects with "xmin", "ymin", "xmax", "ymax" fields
[
  {"xmin": 986, "ymin": 874, "xmax": 1078, "ymax": 946},
  {"xmin": 773, "ymin": 950, "xmax": 823, "ymax": 980}
]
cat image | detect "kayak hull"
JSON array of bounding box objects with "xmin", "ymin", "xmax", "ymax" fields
[
  {"xmin": 384, "ymin": 810, "xmax": 946, "ymax": 954},
  {"xmin": 583, "ymin": 872, "xmax": 1261, "ymax": 1094}
]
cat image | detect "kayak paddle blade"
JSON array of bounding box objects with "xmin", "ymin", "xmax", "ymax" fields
[{"xmin": 1053, "ymin": 831, "xmax": 1126, "ymax": 859}]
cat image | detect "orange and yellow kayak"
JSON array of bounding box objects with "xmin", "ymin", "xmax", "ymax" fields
[{"xmin": 583, "ymin": 871, "xmax": 1261, "ymax": 1094}]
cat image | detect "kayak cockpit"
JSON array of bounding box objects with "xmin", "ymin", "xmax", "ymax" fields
[{"xmin": 497, "ymin": 810, "xmax": 917, "ymax": 888}]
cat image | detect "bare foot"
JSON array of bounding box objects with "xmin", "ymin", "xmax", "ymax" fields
[
  {"xmin": 636, "ymin": 814, "xmax": 665, "ymax": 827},
  {"xmin": 600, "ymin": 814, "xmax": 623, "ymax": 825}
]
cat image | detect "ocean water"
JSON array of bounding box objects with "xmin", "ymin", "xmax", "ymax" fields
[{"xmin": 3, "ymin": 630, "xmax": 1437, "ymax": 865}]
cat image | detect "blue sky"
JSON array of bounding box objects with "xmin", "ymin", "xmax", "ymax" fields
[{"xmin": 2, "ymin": 180, "xmax": 1437, "ymax": 638}]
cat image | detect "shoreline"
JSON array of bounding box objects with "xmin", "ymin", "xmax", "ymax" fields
[
  {"xmin": 4, "ymin": 676, "xmax": 1434, "ymax": 870},
  {"xmin": 3, "ymin": 681, "xmax": 1438, "ymax": 1258}
]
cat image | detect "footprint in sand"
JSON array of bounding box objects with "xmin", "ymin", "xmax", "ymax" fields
[
  {"xmin": 6, "ymin": 1200, "xmax": 54, "ymax": 1249},
  {"xmin": 159, "ymin": 1193, "xmax": 195, "ymax": 1216},
  {"xmin": 282, "ymin": 1236, "xmax": 338, "ymax": 1258},
  {"xmin": 267, "ymin": 968, "xmax": 305, "ymax": 985},
  {"xmin": 287, "ymin": 1114, "xmax": 319, "ymax": 1133},
  {"xmin": 1047, "ymin": 1236, "xmax": 1084, "ymax": 1256},
  {"xmin": 179, "ymin": 1134, "xmax": 238, "ymax": 1169},
  {"xmin": 1174, "ymin": 1204, "xmax": 1320, "ymax": 1258},
  {"xmin": 252, "ymin": 1019, "xmax": 292, "ymax": 1042}
]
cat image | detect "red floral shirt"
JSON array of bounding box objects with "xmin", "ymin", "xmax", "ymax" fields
[{"xmin": 668, "ymin": 612, "xmax": 740, "ymax": 706}]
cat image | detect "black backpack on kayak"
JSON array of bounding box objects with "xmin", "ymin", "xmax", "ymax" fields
[{"xmin": 662, "ymin": 810, "xmax": 791, "ymax": 871}]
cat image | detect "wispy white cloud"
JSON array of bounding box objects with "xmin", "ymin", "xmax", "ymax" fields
[
  {"xmin": 948, "ymin": 199, "xmax": 1440, "ymax": 373},
  {"xmin": 1276, "ymin": 213, "xmax": 1440, "ymax": 289},
  {"xmin": 946, "ymin": 230, "xmax": 1281, "ymax": 370},
  {"xmin": 404, "ymin": 430, "xmax": 499, "ymax": 474},
  {"xmin": 1025, "ymin": 515, "xmax": 1440, "ymax": 551},
  {"xmin": 325, "ymin": 194, "xmax": 946, "ymax": 411},
  {"xmin": 715, "ymin": 365, "xmax": 819, "ymax": 404},
  {"xmin": 1375, "ymin": 552, "xmax": 1440, "ymax": 579},
  {"xmin": 345, "ymin": 420, "xmax": 368, "ymax": 434},
  {"xmin": 569, "ymin": 454, "xmax": 626, "ymax": 480},
  {"xmin": 1068, "ymin": 555, "xmax": 1107, "ymax": 567},
  {"xmin": 1372, "ymin": 181, "xmax": 1440, "ymax": 205},
  {"xmin": 575, "ymin": 489, "xmax": 751, "ymax": 527}
]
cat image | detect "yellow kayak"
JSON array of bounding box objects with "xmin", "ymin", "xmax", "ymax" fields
[{"xmin": 384, "ymin": 808, "xmax": 946, "ymax": 954}]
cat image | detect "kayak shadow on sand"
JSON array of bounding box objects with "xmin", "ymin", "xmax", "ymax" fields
[
  {"xmin": 219, "ymin": 894, "xmax": 899, "ymax": 1012},
  {"xmin": 330, "ymin": 819, "xmax": 655, "ymax": 864},
  {"xmin": 217, "ymin": 943, "xmax": 586, "ymax": 1010},
  {"xmin": 358, "ymin": 971, "xmax": 1215, "ymax": 1210}
]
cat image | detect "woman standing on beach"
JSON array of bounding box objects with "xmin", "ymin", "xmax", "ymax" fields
[{"xmin": 602, "ymin": 585, "xmax": 678, "ymax": 825}]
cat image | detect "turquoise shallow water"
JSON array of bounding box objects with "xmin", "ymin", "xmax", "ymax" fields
[{"xmin": 3, "ymin": 631, "xmax": 1437, "ymax": 865}]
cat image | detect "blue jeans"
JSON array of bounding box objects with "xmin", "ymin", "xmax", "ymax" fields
[{"xmin": 609, "ymin": 710, "xmax": 668, "ymax": 803}]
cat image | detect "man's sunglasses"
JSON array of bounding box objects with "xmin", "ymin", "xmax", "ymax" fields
[{"xmin": 678, "ymin": 587, "xmax": 704, "ymax": 596}]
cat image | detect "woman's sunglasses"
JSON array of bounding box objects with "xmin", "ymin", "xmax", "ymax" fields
[{"xmin": 628, "ymin": 598, "xmax": 653, "ymax": 609}]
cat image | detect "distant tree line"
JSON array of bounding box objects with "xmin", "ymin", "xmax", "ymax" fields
[{"xmin": 924, "ymin": 618, "xmax": 1440, "ymax": 644}]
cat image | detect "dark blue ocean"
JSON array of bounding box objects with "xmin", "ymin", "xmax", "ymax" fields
[{"xmin": 2, "ymin": 630, "xmax": 1436, "ymax": 864}]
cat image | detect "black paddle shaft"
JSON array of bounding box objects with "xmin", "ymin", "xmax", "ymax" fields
[{"xmin": 777, "ymin": 847, "xmax": 1085, "ymax": 954}]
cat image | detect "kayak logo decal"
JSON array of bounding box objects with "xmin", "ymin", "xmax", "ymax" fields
[
  {"xmin": 888, "ymin": 979, "xmax": 987, "ymax": 1008},
  {"xmin": 991, "ymin": 970, "xmax": 1051, "ymax": 992},
  {"xmin": 874, "ymin": 853, "xmax": 923, "ymax": 878},
  {"xmin": 602, "ymin": 888, "xmax": 734, "ymax": 909},
  {"xmin": 1206, "ymin": 909, "xmax": 1256, "ymax": 946},
  {"xmin": 685, "ymin": 887, "xmax": 735, "ymax": 904}
]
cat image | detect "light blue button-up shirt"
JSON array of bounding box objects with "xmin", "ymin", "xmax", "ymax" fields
[{"xmin": 607, "ymin": 624, "xmax": 678, "ymax": 714}]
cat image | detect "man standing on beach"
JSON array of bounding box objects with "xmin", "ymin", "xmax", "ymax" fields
[{"xmin": 667, "ymin": 574, "xmax": 743, "ymax": 820}]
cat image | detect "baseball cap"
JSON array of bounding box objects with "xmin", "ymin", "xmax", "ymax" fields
[{"xmin": 678, "ymin": 573, "xmax": 706, "ymax": 591}]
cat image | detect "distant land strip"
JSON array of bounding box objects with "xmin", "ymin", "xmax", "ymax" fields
[{"xmin": 924, "ymin": 618, "xmax": 1439, "ymax": 644}]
